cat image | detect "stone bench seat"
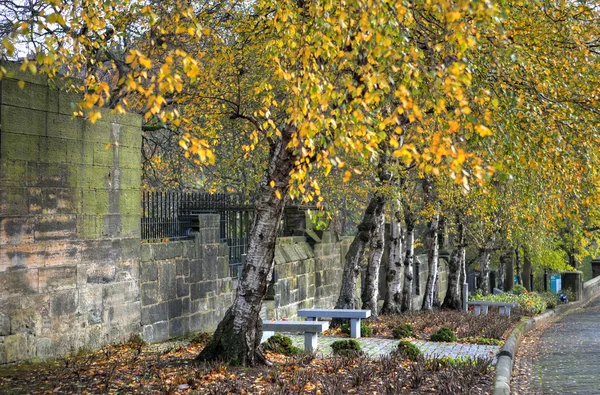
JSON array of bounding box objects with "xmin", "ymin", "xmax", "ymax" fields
[
  {"xmin": 298, "ymin": 308, "xmax": 371, "ymax": 338},
  {"xmin": 262, "ymin": 320, "xmax": 329, "ymax": 352},
  {"xmin": 467, "ymin": 301, "xmax": 519, "ymax": 316}
]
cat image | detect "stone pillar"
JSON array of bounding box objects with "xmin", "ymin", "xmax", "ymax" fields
[{"xmin": 561, "ymin": 271, "xmax": 583, "ymax": 301}]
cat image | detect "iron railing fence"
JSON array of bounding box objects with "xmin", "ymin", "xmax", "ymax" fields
[
  {"xmin": 141, "ymin": 191, "xmax": 193, "ymax": 241},
  {"xmin": 142, "ymin": 191, "xmax": 317, "ymax": 278},
  {"xmin": 142, "ymin": 191, "xmax": 253, "ymax": 278}
]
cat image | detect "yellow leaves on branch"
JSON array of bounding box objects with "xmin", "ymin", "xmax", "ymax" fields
[
  {"xmin": 126, "ymin": 50, "xmax": 152, "ymax": 70},
  {"xmin": 475, "ymin": 125, "xmax": 492, "ymax": 137},
  {"xmin": 179, "ymin": 134, "xmax": 215, "ymax": 165}
]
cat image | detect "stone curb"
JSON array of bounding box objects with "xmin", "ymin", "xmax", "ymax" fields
[{"xmin": 492, "ymin": 293, "xmax": 600, "ymax": 395}]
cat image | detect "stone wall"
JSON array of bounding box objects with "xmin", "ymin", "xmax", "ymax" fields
[
  {"xmin": 583, "ymin": 275, "xmax": 600, "ymax": 301},
  {"xmin": 264, "ymin": 231, "xmax": 449, "ymax": 319},
  {"xmin": 262, "ymin": 232, "xmax": 350, "ymax": 320},
  {"xmin": 139, "ymin": 215, "xmax": 233, "ymax": 343},
  {"xmin": 0, "ymin": 64, "xmax": 142, "ymax": 363},
  {"xmin": 0, "ymin": 63, "xmax": 453, "ymax": 363},
  {"xmin": 315, "ymin": 234, "xmax": 351, "ymax": 309}
]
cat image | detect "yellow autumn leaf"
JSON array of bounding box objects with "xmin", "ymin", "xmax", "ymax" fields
[
  {"xmin": 139, "ymin": 56, "xmax": 152, "ymax": 69},
  {"xmin": 343, "ymin": 170, "xmax": 351, "ymax": 182},
  {"xmin": 17, "ymin": 80, "xmax": 25, "ymax": 89},
  {"xmin": 275, "ymin": 189, "xmax": 282, "ymax": 200},
  {"xmin": 89, "ymin": 111, "xmax": 101, "ymax": 123},
  {"xmin": 269, "ymin": 180, "xmax": 275, "ymax": 188},
  {"xmin": 448, "ymin": 120, "xmax": 459, "ymax": 133},
  {"xmin": 475, "ymin": 124, "xmax": 492, "ymax": 137}
]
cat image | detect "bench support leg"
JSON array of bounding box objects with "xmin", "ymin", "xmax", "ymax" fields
[
  {"xmin": 482, "ymin": 305, "xmax": 489, "ymax": 315},
  {"xmin": 304, "ymin": 332, "xmax": 318, "ymax": 353},
  {"xmin": 350, "ymin": 318, "xmax": 361, "ymax": 338},
  {"xmin": 474, "ymin": 306, "xmax": 481, "ymax": 316}
]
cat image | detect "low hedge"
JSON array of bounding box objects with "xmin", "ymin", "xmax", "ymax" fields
[{"xmin": 470, "ymin": 292, "xmax": 548, "ymax": 315}]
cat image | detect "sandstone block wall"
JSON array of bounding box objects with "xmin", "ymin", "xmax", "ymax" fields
[
  {"xmin": 263, "ymin": 231, "xmax": 348, "ymax": 320},
  {"xmin": 139, "ymin": 215, "xmax": 233, "ymax": 343},
  {"xmin": 0, "ymin": 65, "xmax": 142, "ymax": 363}
]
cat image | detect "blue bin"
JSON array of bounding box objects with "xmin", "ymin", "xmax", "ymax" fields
[{"xmin": 550, "ymin": 275, "xmax": 562, "ymax": 293}]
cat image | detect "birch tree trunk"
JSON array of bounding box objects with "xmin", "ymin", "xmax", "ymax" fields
[
  {"xmin": 515, "ymin": 246, "xmax": 522, "ymax": 285},
  {"xmin": 421, "ymin": 213, "xmax": 439, "ymax": 310},
  {"xmin": 498, "ymin": 250, "xmax": 510, "ymax": 291},
  {"xmin": 361, "ymin": 209, "xmax": 385, "ymax": 318},
  {"xmin": 523, "ymin": 246, "xmax": 532, "ymax": 291},
  {"xmin": 504, "ymin": 248, "xmax": 514, "ymax": 291},
  {"xmin": 382, "ymin": 206, "xmax": 404, "ymax": 315},
  {"xmin": 442, "ymin": 220, "xmax": 464, "ymax": 310},
  {"xmin": 197, "ymin": 128, "xmax": 295, "ymax": 366},
  {"xmin": 421, "ymin": 176, "xmax": 439, "ymax": 311},
  {"xmin": 479, "ymin": 247, "xmax": 492, "ymax": 295},
  {"xmin": 335, "ymin": 193, "xmax": 386, "ymax": 310},
  {"xmin": 401, "ymin": 208, "xmax": 415, "ymax": 312}
]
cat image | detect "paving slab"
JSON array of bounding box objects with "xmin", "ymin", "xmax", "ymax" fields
[
  {"xmin": 286, "ymin": 334, "xmax": 499, "ymax": 362},
  {"xmin": 532, "ymin": 297, "xmax": 600, "ymax": 394}
]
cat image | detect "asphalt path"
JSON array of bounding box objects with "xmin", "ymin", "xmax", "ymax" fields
[{"xmin": 531, "ymin": 296, "xmax": 600, "ymax": 394}]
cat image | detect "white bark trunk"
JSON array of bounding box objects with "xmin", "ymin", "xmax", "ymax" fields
[
  {"xmin": 197, "ymin": 127, "xmax": 296, "ymax": 366},
  {"xmin": 361, "ymin": 209, "xmax": 385, "ymax": 317},
  {"xmin": 442, "ymin": 220, "xmax": 464, "ymax": 310},
  {"xmin": 401, "ymin": 211, "xmax": 415, "ymax": 312},
  {"xmin": 336, "ymin": 194, "xmax": 386, "ymax": 310},
  {"xmin": 479, "ymin": 248, "xmax": 491, "ymax": 295},
  {"xmin": 422, "ymin": 213, "xmax": 439, "ymax": 310},
  {"xmin": 382, "ymin": 207, "xmax": 404, "ymax": 315}
]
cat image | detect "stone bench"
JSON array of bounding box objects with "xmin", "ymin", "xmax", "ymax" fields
[
  {"xmin": 262, "ymin": 320, "xmax": 329, "ymax": 352},
  {"xmin": 297, "ymin": 308, "xmax": 371, "ymax": 338},
  {"xmin": 467, "ymin": 301, "xmax": 519, "ymax": 316}
]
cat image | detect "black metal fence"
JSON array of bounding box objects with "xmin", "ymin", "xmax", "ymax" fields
[
  {"xmin": 141, "ymin": 191, "xmax": 194, "ymax": 241},
  {"xmin": 141, "ymin": 191, "xmax": 316, "ymax": 279},
  {"xmin": 142, "ymin": 191, "xmax": 253, "ymax": 278}
]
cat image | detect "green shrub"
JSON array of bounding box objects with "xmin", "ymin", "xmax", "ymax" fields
[
  {"xmin": 341, "ymin": 321, "xmax": 372, "ymax": 337},
  {"xmin": 462, "ymin": 337, "xmax": 503, "ymax": 346},
  {"xmin": 564, "ymin": 289, "xmax": 575, "ymax": 302},
  {"xmin": 330, "ymin": 339, "xmax": 362, "ymax": 356},
  {"xmin": 263, "ymin": 334, "xmax": 303, "ymax": 356},
  {"xmin": 539, "ymin": 292, "xmax": 559, "ymax": 309},
  {"xmin": 126, "ymin": 333, "xmax": 147, "ymax": 348},
  {"xmin": 429, "ymin": 356, "xmax": 482, "ymax": 368},
  {"xmin": 189, "ymin": 332, "xmax": 212, "ymax": 346},
  {"xmin": 470, "ymin": 291, "xmax": 547, "ymax": 315},
  {"xmin": 397, "ymin": 341, "xmax": 421, "ymax": 361},
  {"xmin": 511, "ymin": 285, "xmax": 527, "ymax": 295},
  {"xmin": 392, "ymin": 323, "xmax": 415, "ymax": 339},
  {"xmin": 430, "ymin": 327, "xmax": 457, "ymax": 342}
]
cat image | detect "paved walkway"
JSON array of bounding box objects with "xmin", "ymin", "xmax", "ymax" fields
[
  {"xmin": 287, "ymin": 334, "xmax": 499, "ymax": 362},
  {"xmin": 530, "ymin": 296, "xmax": 600, "ymax": 394}
]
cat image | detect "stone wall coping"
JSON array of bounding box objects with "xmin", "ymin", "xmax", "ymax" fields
[{"xmin": 583, "ymin": 275, "xmax": 600, "ymax": 290}]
